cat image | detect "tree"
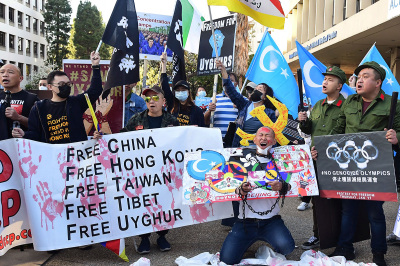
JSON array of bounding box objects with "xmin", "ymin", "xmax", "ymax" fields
[
  {"xmin": 25, "ymin": 63, "xmax": 58, "ymax": 90},
  {"xmin": 70, "ymin": 1, "xmax": 110, "ymax": 59},
  {"xmin": 43, "ymin": 0, "xmax": 72, "ymax": 69}
]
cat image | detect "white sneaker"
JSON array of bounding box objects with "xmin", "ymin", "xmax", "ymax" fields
[
  {"xmin": 387, "ymin": 233, "xmax": 400, "ymax": 245},
  {"xmin": 297, "ymin": 202, "xmax": 310, "ymax": 211}
]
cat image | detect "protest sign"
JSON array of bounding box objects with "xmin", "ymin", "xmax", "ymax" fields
[
  {"xmin": 0, "ymin": 127, "xmax": 232, "ymax": 252},
  {"xmin": 195, "ymin": 96, "xmax": 211, "ymax": 113},
  {"xmin": 197, "ymin": 15, "xmax": 237, "ymax": 76},
  {"xmin": 183, "ymin": 145, "xmax": 319, "ymax": 205},
  {"xmin": 63, "ymin": 60, "xmax": 124, "ymax": 135},
  {"xmin": 314, "ymin": 131, "xmax": 397, "ymax": 201},
  {"xmin": 137, "ymin": 12, "xmax": 173, "ymax": 61}
]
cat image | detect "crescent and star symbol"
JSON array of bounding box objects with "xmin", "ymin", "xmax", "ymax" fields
[
  {"xmin": 303, "ymin": 60, "xmax": 321, "ymax": 88},
  {"xmin": 259, "ymin": 45, "xmax": 290, "ymax": 79}
]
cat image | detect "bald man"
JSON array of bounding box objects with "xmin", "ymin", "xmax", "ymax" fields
[{"xmin": 0, "ymin": 64, "xmax": 39, "ymax": 140}]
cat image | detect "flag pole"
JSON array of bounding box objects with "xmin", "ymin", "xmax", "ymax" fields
[
  {"xmin": 95, "ymin": 40, "xmax": 103, "ymax": 53},
  {"xmin": 240, "ymin": 77, "xmax": 248, "ymax": 94},
  {"xmin": 158, "ymin": 46, "xmax": 168, "ymax": 84},
  {"xmin": 208, "ymin": 5, "xmax": 219, "ymax": 128}
]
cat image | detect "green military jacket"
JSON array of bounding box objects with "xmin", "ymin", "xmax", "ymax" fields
[
  {"xmin": 299, "ymin": 94, "xmax": 345, "ymax": 146},
  {"xmin": 121, "ymin": 109, "xmax": 179, "ymax": 132},
  {"xmin": 330, "ymin": 89, "xmax": 400, "ymax": 145}
]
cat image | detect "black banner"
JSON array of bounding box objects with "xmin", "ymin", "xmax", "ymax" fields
[
  {"xmin": 314, "ymin": 131, "xmax": 397, "ymax": 201},
  {"xmin": 197, "ymin": 15, "xmax": 237, "ymax": 76}
]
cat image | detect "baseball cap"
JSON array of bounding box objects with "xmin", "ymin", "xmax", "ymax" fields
[
  {"xmin": 142, "ymin": 85, "xmax": 164, "ymax": 96},
  {"xmin": 322, "ymin": 66, "xmax": 346, "ymax": 84},
  {"xmin": 173, "ymin": 80, "xmax": 190, "ymax": 90},
  {"xmin": 245, "ymin": 82, "xmax": 257, "ymax": 90},
  {"xmin": 354, "ymin": 61, "xmax": 386, "ymax": 81}
]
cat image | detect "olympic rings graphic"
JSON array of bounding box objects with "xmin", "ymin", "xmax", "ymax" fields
[{"xmin": 325, "ymin": 140, "xmax": 379, "ymax": 169}]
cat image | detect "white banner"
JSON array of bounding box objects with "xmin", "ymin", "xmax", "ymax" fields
[{"xmin": 0, "ymin": 127, "xmax": 232, "ymax": 252}]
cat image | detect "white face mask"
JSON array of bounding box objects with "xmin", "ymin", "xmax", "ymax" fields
[
  {"xmin": 257, "ymin": 145, "xmax": 272, "ymax": 155},
  {"xmin": 175, "ymin": 90, "xmax": 189, "ymax": 102},
  {"xmin": 39, "ymin": 86, "xmax": 48, "ymax": 90},
  {"xmin": 198, "ymin": 91, "xmax": 206, "ymax": 97}
]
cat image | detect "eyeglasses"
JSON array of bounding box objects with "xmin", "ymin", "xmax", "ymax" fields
[
  {"xmin": 144, "ymin": 95, "xmax": 160, "ymax": 102},
  {"xmin": 51, "ymin": 82, "xmax": 73, "ymax": 87}
]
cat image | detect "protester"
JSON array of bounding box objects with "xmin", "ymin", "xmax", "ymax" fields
[
  {"xmin": 160, "ymin": 53, "xmax": 205, "ymax": 127},
  {"xmin": 215, "ymin": 59, "xmax": 276, "ymax": 148},
  {"xmin": 121, "ymin": 85, "xmax": 179, "ymax": 254},
  {"xmin": 12, "ymin": 52, "xmax": 103, "ymax": 143},
  {"xmin": 219, "ymin": 126, "xmax": 295, "ymax": 265},
  {"xmin": 39, "ymin": 77, "xmax": 48, "ymax": 90},
  {"xmin": 297, "ymin": 66, "xmax": 347, "ymax": 250},
  {"xmin": 245, "ymin": 81, "xmax": 256, "ymax": 98},
  {"xmin": 124, "ymin": 82, "xmax": 147, "ymax": 127},
  {"xmin": 0, "ymin": 63, "xmax": 39, "ymax": 140},
  {"xmin": 313, "ymin": 61, "xmax": 400, "ymax": 266},
  {"xmin": 194, "ymin": 86, "xmax": 210, "ymax": 114}
]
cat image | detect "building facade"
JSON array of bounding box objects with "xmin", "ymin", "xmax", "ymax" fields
[
  {"xmin": 283, "ymin": 0, "xmax": 400, "ymax": 81},
  {"xmin": 0, "ymin": 0, "xmax": 47, "ymax": 87}
]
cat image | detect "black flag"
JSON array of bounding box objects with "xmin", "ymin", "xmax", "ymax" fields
[
  {"xmin": 167, "ymin": 0, "xmax": 186, "ymax": 86},
  {"xmin": 102, "ymin": 0, "xmax": 139, "ymax": 94}
]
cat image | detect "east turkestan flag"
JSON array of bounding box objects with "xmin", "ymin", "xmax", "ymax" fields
[
  {"xmin": 102, "ymin": 0, "xmax": 140, "ymax": 95},
  {"xmin": 207, "ymin": 0, "xmax": 285, "ymax": 29}
]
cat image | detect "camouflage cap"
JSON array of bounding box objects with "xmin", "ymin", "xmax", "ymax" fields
[
  {"xmin": 322, "ymin": 66, "xmax": 346, "ymax": 84},
  {"xmin": 354, "ymin": 61, "xmax": 386, "ymax": 81}
]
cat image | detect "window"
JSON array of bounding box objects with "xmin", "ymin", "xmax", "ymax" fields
[
  {"xmin": 343, "ymin": 0, "xmax": 347, "ymax": 20},
  {"xmin": 40, "ymin": 44, "xmax": 45, "ymax": 58},
  {"xmin": 34, "ymin": 65, "xmax": 38, "ymax": 72},
  {"xmin": 9, "ymin": 61, "xmax": 15, "ymax": 65},
  {"xmin": 372, "ymin": 0, "xmax": 379, "ymax": 3},
  {"xmin": 26, "ymin": 39, "xmax": 31, "ymax": 54},
  {"xmin": 18, "ymin": 37, "xmax": 23, "ymax": 52},
  {"xmin": 0, "ymin": 4, "xmax": 5, "ymax": 19},
  {"xmin": 33, "ymin": 18, "xmax": 38, "ymax": 33},
  {"xmin": 18, "ymin": 11, "xmax": 23, "ymax": 26},
  {"xmin": 33, "ymin": 0, "xmax": 37, "ymax": 8},
  {"xmin": 26, "ymin": 64, "xmax": 31, "ymax": 77},
  {"xmin": 9, "ymin": 7, "xmax": 15, "ymax": 23},
  {"xmin": 33, "ymin": 42, "xmax": 38, "ymax": 56},
  {"xmin": 356, "ymin": 0, "xmax": 361, "ymax": 12},
  {"xmin": 9, "ymin": 34, "xmax": 15, "ymax": 50},
  {"xmin": 25, "ymin": 15, "xmax": 31, "ymax": 31},
  {"xmin": 18, "ymin": 63, "xmax": 24, "ymax": 75},
  {"xmin": 0, "ymin": 32, "xmax": 5, "ymax": 47},
  {"xmin": 40, "ymin": 21, "xmax": 44, "ymax": 35},
  {"xmin": 41, "ymin": 0, "xmax": 45, "ymax": 10},
  {"xmin": 26, "ymin": 0, "xmax": 30, "ymax": 6}
]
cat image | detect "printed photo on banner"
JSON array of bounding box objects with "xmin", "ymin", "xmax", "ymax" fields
[
  {"xmin": 63, "ymin": 60, "xmax": 124, "ymax": 135},
  {"xmin": 0, "ymin": 127, "xmax": 232, "ymax": 252},
  {"xmin": 314, "ymin": 131, "xmax": 397, "ymax": 202},
  {"xmin": 183, "ymin": 145, "xmax": 319, "ymax": 205},
  {"xmin": 197, "ymin": 14, "xmax": 237, "ymax": 76},
  {"xmin": 137, "ymin": 12, "xmax": 173, "ymax": 61}
]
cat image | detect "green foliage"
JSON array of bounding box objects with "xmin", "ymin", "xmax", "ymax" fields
[
  {"xmin": 70, "ymin": 1, "xmax": 110, "ymax": 59},
  {"xmin": 25, "ymin": 62, "xmax": 58, "ymax": 90},
  {"xmin": 43, "ymin": 0, "xmax": 72, "ymax": 69}
]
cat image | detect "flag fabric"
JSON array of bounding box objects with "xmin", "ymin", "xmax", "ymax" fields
[
  {"xmin": 207, "ymin": 0, "xmax": 285, "ymax": 29},
  {"xmin": 100, "ymin": 239, "xmax": 129, "ymax": 262},
  {"xmin": 246, "ymin": 31, "xmax": 299, "ymax": 119},
  {"xmin": 359, "ymin": 44, "xmax": 400, "ymax": 98},
  {"xmin": 181, "ymin": 0, "xmax": 205, "ymax": 54},
  {"xmin": 295, "ymin": 41, "xmax": 355, "ymax": 106},
  {"xmin": 102, "ymin": 0, "xmax": 140, "ymax": 92},
  {"xmin": 168, "ymin": 0, "xmax": 186, "ymax": 86}
]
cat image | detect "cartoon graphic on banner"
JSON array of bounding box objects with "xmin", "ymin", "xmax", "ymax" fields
[
  {"xmin": 63, "ymin": 60, "xmax": 124, "ymax": 135},
  {"xmin": 197, "ymin": 14, "xmax": 237, "ymax": 76},
  {"xmin": 183, "ymin": 145, "xmax": 319, "ymax": 205},
  {"xmin": 314, "ymin": 131, "xmax": 398, "ymax": 202},
  {"xmin": 194, "ymin": 96, "xmax": 211, "ymax": 113},
  {"xmin": 137, "ymin": 12, "xmax": 173, "ymax": 60}
]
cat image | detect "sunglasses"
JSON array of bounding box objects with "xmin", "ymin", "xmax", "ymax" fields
[{"xmin": 144, "ymin": 95, "xmax": 160, "ymax": 102}]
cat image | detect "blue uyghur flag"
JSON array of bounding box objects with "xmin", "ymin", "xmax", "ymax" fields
[
  {"xmin": 296, "ymin": 41, "xmax": 355, "ymax": 106},
  {"xmin": 359, "ymin": 44, "xmax": 400, "ymax": 98},
  {"xmin": 246, "ymin": 31, "xmax": 299, "ymax": 119}
]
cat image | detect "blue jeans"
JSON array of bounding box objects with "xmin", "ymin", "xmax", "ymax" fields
[
  {"xmin": 220, "ymin": 215, "xmax": 295, "ymax": 265},
  {"xmin": 337, "ymin": 199, "xmax": 387, "ymax": 254}
]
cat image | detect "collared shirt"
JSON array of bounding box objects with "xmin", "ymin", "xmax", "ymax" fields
[
  {"xmin": 124, "ymin": 93, "xmax": 147, "ymax": 127},
  {"xmin": 299, "ymin": 94, "xmax": 345, "ymax": 146},
  {"xmin": 330, "ymin": 89, "xmax": 400, "ymax": 145},
  {"xmin": 122, "ymin": 109, "xmax": 179, "ymax": 132}
]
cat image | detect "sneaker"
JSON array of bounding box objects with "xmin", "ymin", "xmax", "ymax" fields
[
  {"xmin": 386, "ymin": 233, "xmax": 400, "ymax": 245},
  {"xmin": 137, "ymin": 237, "xmax": 150, "ymax": 254},
  {"xmin": 157, "ymin": 236, "xmax": 171, "ymax": 252},
  {"xmin": 297, "ymin": 202, "xmax": 310, "ymax": 211},
  {"xmin": 372, "ymin": 253, "xmax": 387, "ymax": 266},
  {"xmin": 328, "ymin": 246, "xmax": 355, "ymax": 260},
  {"xmin": 301, "ymin": 236, "xmax": 319, "ymax": 250}
]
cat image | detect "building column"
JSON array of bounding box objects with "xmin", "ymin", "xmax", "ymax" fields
[
  {"xmin": 315, "ymin": 0, "xmax": 325, "ymax": 35},
  {"xmin": 308, "ymin": 0, "xmax": 316, "ymax": 39},
  {"xmin": 360, "ymin": 0, "xmax": 371, "ymax": 10},
  {"xmin": 291, "ymin": 9, "xmax": 298, "ymax": 50},
  {"xmin": 324, "ymin": 0, "xmax": 334, "ymax": 30},
  {"xmin": 297, "ymin": 3, "xmax": 303, "ymax": 43},
  {"xmin": 346, "ymin": 0, "xmax": 357, "ymax": 18},
  {"xmin": 334, "ymin": 0, "xmax": 344, "ymax": 25},
  {"xmin": 302, "ymin": 0, "xmax": 309, "ymax": 42},
  {"xmin": 391, "ymin": 47, "xmax": 400, "ymax": 84}
]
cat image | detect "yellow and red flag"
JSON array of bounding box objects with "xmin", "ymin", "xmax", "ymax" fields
[{"xmin": 207, "ymin": 0, "xmax": 285, "ymax": 29}]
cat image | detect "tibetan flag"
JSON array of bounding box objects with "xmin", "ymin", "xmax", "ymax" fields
[
  {"xmin": 101, "ymin": 239, "xmax": 129, "ymax": 262},
  {"xmin": 182, "ymin": 0, "xmax": 205, "ymax": 54},
  {"xmin": 207, "ymin": 0, "xmax": 285, "ymax": 29},
  {"xmin": 359, "ymin": 44, "xmax": 400, "ymax": 98}
]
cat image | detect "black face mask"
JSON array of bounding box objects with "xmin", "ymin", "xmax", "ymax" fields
[
  {"xmin": 57, "ymin": 84, "xmax": 71, "ymax": 99},
  {"xmin": 249, "ymin": 89, "xmax": 263, "ymax": 103}
]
